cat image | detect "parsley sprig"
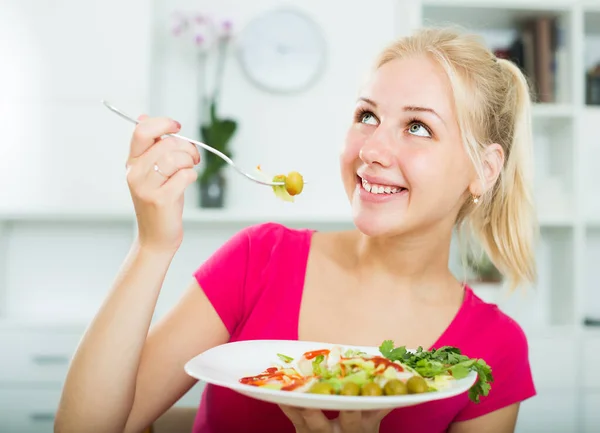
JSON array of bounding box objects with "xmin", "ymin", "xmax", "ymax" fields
[{"xmin": 379, "ymin": 340, "xmax": 493, "ymax": 403}]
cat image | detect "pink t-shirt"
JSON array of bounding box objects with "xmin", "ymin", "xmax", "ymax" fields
[{"xmin": 191, "ymin": 223, "xmax": 536, "ymax": 433}]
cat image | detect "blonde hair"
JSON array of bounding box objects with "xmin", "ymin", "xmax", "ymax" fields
[{"xmin": 375, "ymin": 27, "xmax": 538, "ymax": 291}]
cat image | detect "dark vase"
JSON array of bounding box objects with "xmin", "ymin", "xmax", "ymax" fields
[
  {"xmin": 199, "ymin": 172, "xmax": 226, "ymax": 208},
  {"xmin": 586, "ymin": 72, "xmax": 600, "ymax": 105}
]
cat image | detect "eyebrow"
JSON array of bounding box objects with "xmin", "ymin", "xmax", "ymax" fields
[{"xmin": 358, "ymin": 97, "xmax": 445, "ymax": 125}]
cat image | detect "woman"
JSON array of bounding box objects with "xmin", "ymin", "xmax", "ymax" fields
[{"xmin": 55, "ymin": 27, "xmax": 537, "ymax": 433}]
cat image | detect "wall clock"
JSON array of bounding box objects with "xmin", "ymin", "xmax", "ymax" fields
[{"xmin": 236, "ymin": 7, "xmax": 327, "ymax": 94}]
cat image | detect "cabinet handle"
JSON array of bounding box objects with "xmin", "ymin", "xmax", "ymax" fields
[
  {"xmin": 29, "ymin": 412, "xmax": 55, "ymax": 422},
  {"xmin": 31, "ymin": 354, "xmax": 69, "ymax": 365},
  {"xmin": 584, "ymin": 317, "xmax": 600, "ymax": 327}
]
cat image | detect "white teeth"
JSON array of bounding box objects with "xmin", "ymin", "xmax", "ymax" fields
[{"xmin": 361, "ymin": 178, "xmax": 404, "ymax": 195}]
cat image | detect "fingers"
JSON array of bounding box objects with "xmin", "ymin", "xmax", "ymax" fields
[
  {"xmin": 127, "ymin": 136, "xmax": 200, "ymax": 189},
  {"xmin": 280, "ymin": 405, "xmax": 307, "ymax": 430},
  {"xmin": 279, "ymin": 406, "xmax": 332, "ymax": 433},
  {"xmin": 279, "ymin": 406, "xmax": 393, "ymax": 433},
  {"xmin": 300, "ymin": 409, "xmax": 332, "ymax": 433},
  {"xmin": 365, "ymin": 408, "xmax": 393, "ymax": 421},
  {"xmin": 159, "ymin": 168, "xmax": 198, "ymax": 198},
  {"xmin": 145, "ymin": 151, "xmax": 196, "ymax": 186},
  {"xmin": 128, "ymin": 116, "xmax": 182, "ymax": 160},
  {"xmin": 143, "ymin": 135, "xmax": 200, "ymax": 168},
  {"xmin": 337, "ymin": 411, "xmax": 362, "ymax": 433}
]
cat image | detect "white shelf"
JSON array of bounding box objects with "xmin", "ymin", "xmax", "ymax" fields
[
  {"xmin": 422, "ymin": 0, "xmax": 575, "ymax": 10},
  {"xmin": 0, "ymin": 208, "xmax": 135, "ymax": 223},
  {"xmin": 0, "ymin": 207, "xmax": 581, "ymax": 228},
  {"xmin": 417, "ymin": 1, "xmax": 598, "ymax": 332},
  {"xmin": 0, "ymin": 319, "xmax": 86, "ymax": 332},
  {"xmin": 0, "ymin": 208, "xmax": 352, "ymax": 225},
  {"xmin": 181, "ymin": 209, "xmax": 353, "ymax": 225},
  {"xmin": 532, "ymin": 103, "xmax": 576, "ymax": 117},
  {"xmin": 422, "ymin": 1, "xmax": 574, "ymax": 30}
]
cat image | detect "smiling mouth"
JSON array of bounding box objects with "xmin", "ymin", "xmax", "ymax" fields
[{"xmin": 358, "ymin": 176, "xmax": 407, "ymax": 195}]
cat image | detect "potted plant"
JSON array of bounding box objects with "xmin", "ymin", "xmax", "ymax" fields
[
  {"xmin": 198, "ymin": 98, "xmax": 237, "ymax": 208},
  {"xmin": 465, "ymin": 248, "xmax": 504, "ymax": 303},
  {"xmin": 171, "ymin": 12, "xmax": 237, "ymax": 208}
]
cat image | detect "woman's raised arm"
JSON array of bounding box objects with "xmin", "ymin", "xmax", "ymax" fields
[{"xmin": 54, "ymin": 116, "xmax": 230, "ymax": 433}]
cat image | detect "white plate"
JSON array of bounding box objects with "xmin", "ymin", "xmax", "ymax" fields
[{"xmin": 184, "ymin": 339, "xmax": 478, "ymax": 410}]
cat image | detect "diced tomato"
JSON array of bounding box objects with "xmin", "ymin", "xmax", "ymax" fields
[{"xmin": 303, "ymin": 349, "xmax": 331, "ymax": 360}]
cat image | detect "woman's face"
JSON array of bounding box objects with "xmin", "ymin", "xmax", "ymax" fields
[{"xmin": 340, "ymin": 55, "xmax": 479, "ymax": 238}]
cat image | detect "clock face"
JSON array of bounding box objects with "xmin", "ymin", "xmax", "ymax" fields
[{"xmin": 236, "ymin": 8, "xmax": 327, "ymax": 94}]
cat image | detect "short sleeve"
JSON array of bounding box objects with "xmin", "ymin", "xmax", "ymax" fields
[
  {"xmin": 453, "ymin": 318, "xmax": 537, "ymax": 422},
  {"xmin": 193, "ymin": 226, "xmax": 253, "ymax": 337}
]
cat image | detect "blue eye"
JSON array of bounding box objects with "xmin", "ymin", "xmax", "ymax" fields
[
  {"xmin": 408, "ymin": 122, "xmax": 430, "ymax": 138},
  {"xmin": 360, "ymin": 112, "xmax": 378, "ymax": 125}
]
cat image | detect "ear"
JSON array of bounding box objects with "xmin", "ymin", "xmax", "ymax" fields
[{"xmin": 469, "ymin": 143, "xmax": 504, "ymax": 197}]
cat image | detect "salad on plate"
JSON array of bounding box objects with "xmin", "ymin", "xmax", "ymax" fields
[{"xmin": 239, "ymin": 340, "xmax": 493, "ymax": 404}]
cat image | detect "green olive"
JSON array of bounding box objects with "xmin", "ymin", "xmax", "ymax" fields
[
  {"xmin": 309, "ymin": 382, "xmax": 335, "ymax": 395},
  {"xmin": 340, "ymin": 382, "xmax": 361, "ymax": 396},
  {"xmin": 406, "ymin": 376, "xmax": 428, "ymax": 394},
  {"xmin": 285, "ymin": 171, "xmax": 304, "ymax": 196},
  {"xmin": 383, "ymin": 379, "xmax": 408, "ymax": 396},
  {"xmin": 360, "ymin": 382, "xmax": 383, "ymax": 396}
]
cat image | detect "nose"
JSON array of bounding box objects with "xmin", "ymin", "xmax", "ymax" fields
[{"xmin": 359, "ymin": 128, "xmax": 394, "ymax": 167}]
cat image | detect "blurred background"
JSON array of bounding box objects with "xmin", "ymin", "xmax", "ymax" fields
[{"xmin": 0, "ymin": 0, "xmax": 599, "ymax": 432}]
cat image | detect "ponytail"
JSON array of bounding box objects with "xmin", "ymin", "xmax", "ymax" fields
[
  {"xmin": 376, "ymin": 27, "xmax": 538, "ymax": 291},
  {"xmin": 469, "ymin": 58, "xmax": 538, "ymax": 291}
]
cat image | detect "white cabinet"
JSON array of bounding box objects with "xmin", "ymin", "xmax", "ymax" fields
[
  {"xmin": 583, "ymin": 392, "xmax": 600, "ymax": 433},
  {"xmin": 582, "ymin": 335, "xmax": 600, "ymax": 433},
  {"xmin": 517, "ymin": 391, "xmax": 578, "ymax": 433},
  {"xmin": 0, "ymin": 388, "xmax": 62, "ymax": 433},
  {"xmin": 0, "ymin": 328, "xmax": 81, "ymax": 385},
  {"xmin": 0, "ymin": 0, "xmax": 154, "ymax": 429},
  {"xmin": 528, "ymin": 334, "xmax": 578, "ymax": 391},
  {"xmin": 582, "ymin": 337, "xmax": 600, "ymax": 390},
  {"xmin": 0, "ymin": 327, "xmax": 82, "ymax": 432},
  {"xmin": 515, "ymin": 333, "xmax": 579, "ymax": 432},
  {"xmin": 0, "ymin": 325, "xmax": 205, "ymax": 431}
]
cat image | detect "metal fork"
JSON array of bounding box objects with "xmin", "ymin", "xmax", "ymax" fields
[{"xmin": 102, "ymin": 100, "xmax": 289, "ymax": 187}]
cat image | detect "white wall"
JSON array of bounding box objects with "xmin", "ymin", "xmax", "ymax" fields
[
  {"xmin": 150, "ymin": 0, "xmax": 399, "ymax": 216},
  {"xmin": 0, "ymin": 0, "xmax": 406, "ymax": 326},
  {"xmin": 0, "ymin": 0, "xmax": 152, "ymax": 213}
]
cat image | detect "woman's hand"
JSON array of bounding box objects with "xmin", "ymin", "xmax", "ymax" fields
[
  {"xmin": 280, "ymin": 406, "xmax": 392, "ymax": 433},
  {"xmin": 126, "ymin": 115, "xmax": 200, "ymax": 253}
]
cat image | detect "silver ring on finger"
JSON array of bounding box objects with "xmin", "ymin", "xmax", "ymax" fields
[{"xmin": 153, "ymin": 163, "xmax": 167, "ymax": 178}]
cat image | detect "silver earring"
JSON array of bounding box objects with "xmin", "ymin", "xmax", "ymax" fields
[{"xmin": 473, "ymin": 195, "xmax": 480, "ymax": 204}]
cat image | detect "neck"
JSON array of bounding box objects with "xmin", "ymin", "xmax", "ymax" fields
[{"xmin": 353, "ymin": 223, "xmax": 455, "ymax": 291}]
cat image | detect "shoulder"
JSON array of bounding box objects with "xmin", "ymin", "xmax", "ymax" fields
[
  {"xmin": 239, "ymin": 222, "xmax": 314, "ymax": 259},
  {"xmin": 243, "ymin": 221, "xmax": 313, "ymax": 243},
  {"xmin": 450, "ymin": 288, "xmax": 536, "ymax": 422},
  {"xmin": 464, "ymin": 289, "xmax": 530, "ymax": 357},
  {"xmin": 220, "ymin": 221, "xmax": 315, "ymax": 292},
  {"xmin": 193, "ymin": 222, "xmax": 313, "ymax": 337},
  {"xmin": 456, "ymin": 289, "xmax": 532, "ymax": 375}
]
